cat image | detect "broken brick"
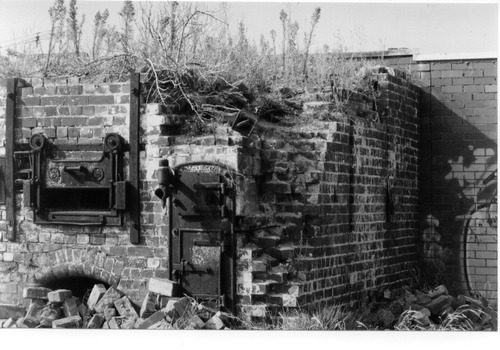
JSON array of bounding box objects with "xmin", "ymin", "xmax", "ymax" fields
[
  {"xmin": 161, "ymin": 298, "xmax": 180, "ymax": 320},
  {"xmin": 52, "ymin": 315, "xmax": 82, "ymax": 328},
  {"xmin": 108, "ymin": 317, "xmax": 120, "ymax": 329},
  {"xmin": 148, "ymin": 318, "xmax": 171, "ymax": 330},
  {"xmin": 103, "ymin": 307, "xmax": 117, "ymax": 321},
  {"xmin": 205, "ymin": 314, "xmax": 225, "ymax": 330},
  {"xmin": 86, "ymin": 284, "xmax": 107, "ymax": 310},
  {"xmin": 47, "ymin": 289, "xmax": 73, "ymax": 303},
  {"xmin": 26, "ymin": 299, "xmax": 46, "ymax": 320},
  {"xmin": 148, "ymin": 277, "xmax": 179, "ymax": 297},
  {"xmin": 77, "ymin": 303, "xmax": 89, "ymax": 319},
  {"xmin": 63, "ymin": 297, "xmax": 79, "ymax": 317},
  {"xmin": 94, "ymin": 286, "xmax": 122, "ymax": 313},
  {"xmin": 18, "ymin": 316, "xmax": 39, "ymax": 328},
  {"xmin": 87, "ymin": 314, "xmax": 105, "ymax": 329},
  {"xmin": 133, "ymin": 318, "xmax": 146, "ymax": 329},
  {"xmin": 427, "ymin": 295, "xmax": 454, "ymax": 316},
  {"xmin": 3, "ymin": 318, "xmax": 15, "ymax": 328},
  {"xmin": 173, "ymin": 297, "xmax": 192, "ymax": 318},
  {"xmin": 114, "ymin": 295, "xmax": 139, "ymax": 319},
  {"xmin": 39, "ymin": 305, "xmax": 63, "ymax": 327},
  {"xmin": 23, "ymin": 287, "xmax": 52, "ymax": 300},
  {"xmin": 120, "ymin": 317, "xmax": 136, "ymax": 329},
  {"xmin": 140, "ymin": 292, "xmax": 157, "ymax": 318},
  {"xmin": 187, "ymin": 315, "xmax": 205, "ymax": 329},
  {"xmin": 138, "ymin": 311, "xmax": 166, "ymax": 329}
]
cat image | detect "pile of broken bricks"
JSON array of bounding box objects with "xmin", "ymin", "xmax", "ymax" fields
[{"xmin": 1, "ymin": 278, "xmax": 234, "ymax": 330}]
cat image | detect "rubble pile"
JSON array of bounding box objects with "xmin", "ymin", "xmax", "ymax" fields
[
  {"xmin": 369, "ymin": 285, "xmax": 497, "ymax": 330},
  {"xmin": 0, "ymin": 278, "xmax": 235, "ymax": 330}
]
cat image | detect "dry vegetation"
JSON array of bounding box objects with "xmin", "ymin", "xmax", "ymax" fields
[{"xmin": 0, "ymin": 0, "xmax": 380, "ymax": 125}]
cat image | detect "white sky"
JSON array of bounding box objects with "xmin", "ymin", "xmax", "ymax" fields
[{"xmin": 0, "ymin": 0, "xmax": 498, "ymax": 55}]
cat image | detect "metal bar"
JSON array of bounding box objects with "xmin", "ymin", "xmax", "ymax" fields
[
  {"xmin": 5, "ymin": 78, "xmax": 17, "ymax": 241},
  {"xmin": 129, "ymin": 72, "xmax": 141, "ymax": 244}
]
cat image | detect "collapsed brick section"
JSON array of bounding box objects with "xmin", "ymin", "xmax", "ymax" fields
[{"xmin": 0, "ymin": 70, "xmax": 420, "ymax": 317}]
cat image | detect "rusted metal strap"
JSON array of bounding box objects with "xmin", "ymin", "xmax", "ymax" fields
[
  {"xmin": 129, "ymin": 72, "xmax": 141, "ymax": 244},
  {"xmin": 5, "ymin": 78, "xmax": 17, "ymax": 241}
]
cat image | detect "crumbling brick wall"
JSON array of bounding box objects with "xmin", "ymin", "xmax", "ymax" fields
[{"xmin": 0, "ymin": 70, "xmax": 421, "ymax": 314}]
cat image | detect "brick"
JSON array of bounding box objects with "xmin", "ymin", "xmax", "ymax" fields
[
  {"xmin": 464, "ymin": 85, "xmax": 484, "ymax": 93},
  {"xmin": 485, "ymin": 85, "xmax": 497, "ymax": 93},
  {"xmin": 66, "ymin": 95, "xmax": 88, "ymax": 106},
  {"xmin": 77, "ymin": 303, "xmax": 88, "ymax": 319},
  {"xmin": 140, "ymin": 292, "xmax": 157, "ymax": 318},
  {"xmin": 62, "ymin": 297, "xmax": 79, "ymax": 317},
  {"xmin": 205, "ymin": 314, "xmax": 225, "ymax": 330},
  {"xmin": 41, "ymin": 96, "xmax": 67, "ymax": 106},
  {"xmin": 52, "ymin": 315, "xmax": 82, "ymax": 328},
  {"xmin": 87, "ymin": 313, "xmax": 105, "ymax": 328},
  {"xmin": 441, "ymin": 70, "xmax": 463, "ymax": 78},
  {"xmin": 23, "ymin": 286, "xmax": 52, "ymax": 300},
  {"xmin": 18, "ymin": 316, "xmax": 39, "ymax": 328},
  {"xmin": 474, "ymin": 77, "xmax": 496, "ymax": 85},
  {"xmin": 20, "ymin": 117, "xmax": 37, "ymax": 127},
  {"xmin": 101, "ymin": 307, "xmax": 116, "ymax": 321},
  {"xmin": 120, "ymin": 317, "xmax": 136, "ymax": 329},
  {"xmin": 61, "ymin": 116, "xmax": 88, "ymax": 126},
  {"xmin": 89, "ymin": 95, "xmax": 114, "ymax": 105},
  {"xmin": 148, "ymin": 277, "xmax": 179, "ymax": 296},
  {"xmin": 442, "ymin": 85, "xmax": 462, "ymax": 93},
  {"xmin": 44, "ymin": 127, "xmax": 56, "ymax": 138},
  {"xmin": 108, "ymin": 317, "xmax": 121, "ymax": 329},
  {"xmin": 86, "ymin": 284, "xmax": 107, "ymax": 310},
  {"xmin": 26, "ymin": 299, "xmax": 46, "ymax": 320},
  {"xmin": 39, "ymin": 304, "xmax": 63, "ymax": 326},
  {"xmin": 68, "ymin": 127, "xmax": 80, "ymax": 138},
  {"xmin": 431, "ymin": 63, "xmax": 452, "ymax": 70},
  {"xmin": 94, "ymin": 286, "xmax": 122, "ymax": 313},
  {"xmin": 426, "ymin": 295, "xmax": 454, "ymax": 315},
  {"xmin": 138, "ymin": 310, "xmax": 167, "ymax": 329},
  {"xmin": 23, "ymin": 96, "xmax": 40, "ymax": 106},
  {"xmin": 114, "ymin": 295, "xmax": 139, "ymax": 319},
  {"xmin": 47, "ymin": 289, "xmax": 73, "ymax": 303},
  {"xmin": 187, "ymin": 315, "xmax": 206, "ymax": 329}
]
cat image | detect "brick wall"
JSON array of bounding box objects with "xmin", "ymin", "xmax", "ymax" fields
[
  {"xmin": 141, "ymin": 71, "xmax": 420, "ymax": 315},
  {"xmin": 0, "ymin": 69, "xmax": 421, "ymax": 314},
  {"xmin": 0, "ymin": 77, "xmax": 169, "ymax": 306},
  {"xmin": 381, "ymin": 53, "xmax": 497, "ymax": 303}
]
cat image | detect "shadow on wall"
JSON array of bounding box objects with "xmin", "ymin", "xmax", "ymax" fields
[{"xmin": 419, "ymin": 88, "xmax": 497, "ymax": 301}]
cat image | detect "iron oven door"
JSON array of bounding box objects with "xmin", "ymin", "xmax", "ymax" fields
[{"xmin": 170, "ymin": 165, "xmax": 233, "ymax": 301}]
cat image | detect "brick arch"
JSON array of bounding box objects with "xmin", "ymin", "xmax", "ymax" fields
[{"xmin": 34, "ymin": 248, "xmax": 124, "ymax": 287}]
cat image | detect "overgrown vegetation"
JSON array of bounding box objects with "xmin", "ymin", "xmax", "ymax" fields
[{"xmin": 0, "ymin": 0, "xmax": 381, "ymax": 125}]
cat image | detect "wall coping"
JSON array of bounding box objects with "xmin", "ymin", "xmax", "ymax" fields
[
  {"xmin": 414, "ymin": 52, "xmax": 498, "ymax": 61},
  {"xmin": 347, "ymin": 49, "xmax": 497, "ymax": 62}
]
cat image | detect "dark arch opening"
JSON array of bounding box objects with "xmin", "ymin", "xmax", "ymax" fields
[{"xmin": 43, "ymin": 277, "xmax": 110, "ymax": 299}]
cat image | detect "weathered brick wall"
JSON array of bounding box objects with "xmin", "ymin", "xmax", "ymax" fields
[
  {"xmin": 0, "ymin": 77, "xmax": 169, "ymax": 306},
  {"xmin": 0, "ymin": 70, "xmax": 421, "ymax": 315},
  {"xmin": 381, "ymin": 54, "xmax": 497, "ymax": 303},
  {"xmin": 141, "ymin": 71, "xmax": 420, "ymax": 315}
]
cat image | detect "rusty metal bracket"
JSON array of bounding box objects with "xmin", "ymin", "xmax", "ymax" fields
[
  {"xmin": 129, "ymin": 72, "xmax": 141, "ymax": 244},
  {"xmin": 5, "ymin": 78, "xmax": 18, "ymax": 241}
]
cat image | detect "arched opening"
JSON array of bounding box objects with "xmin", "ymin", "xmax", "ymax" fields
[{"xmin": 42, "ymin": 276, "xmax": 110, "ymax": 299}]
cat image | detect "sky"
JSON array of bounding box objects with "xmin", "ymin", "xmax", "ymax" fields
[{"xmin": 0, "ymin": 0, "xmax": 498, "ymax": 56}]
